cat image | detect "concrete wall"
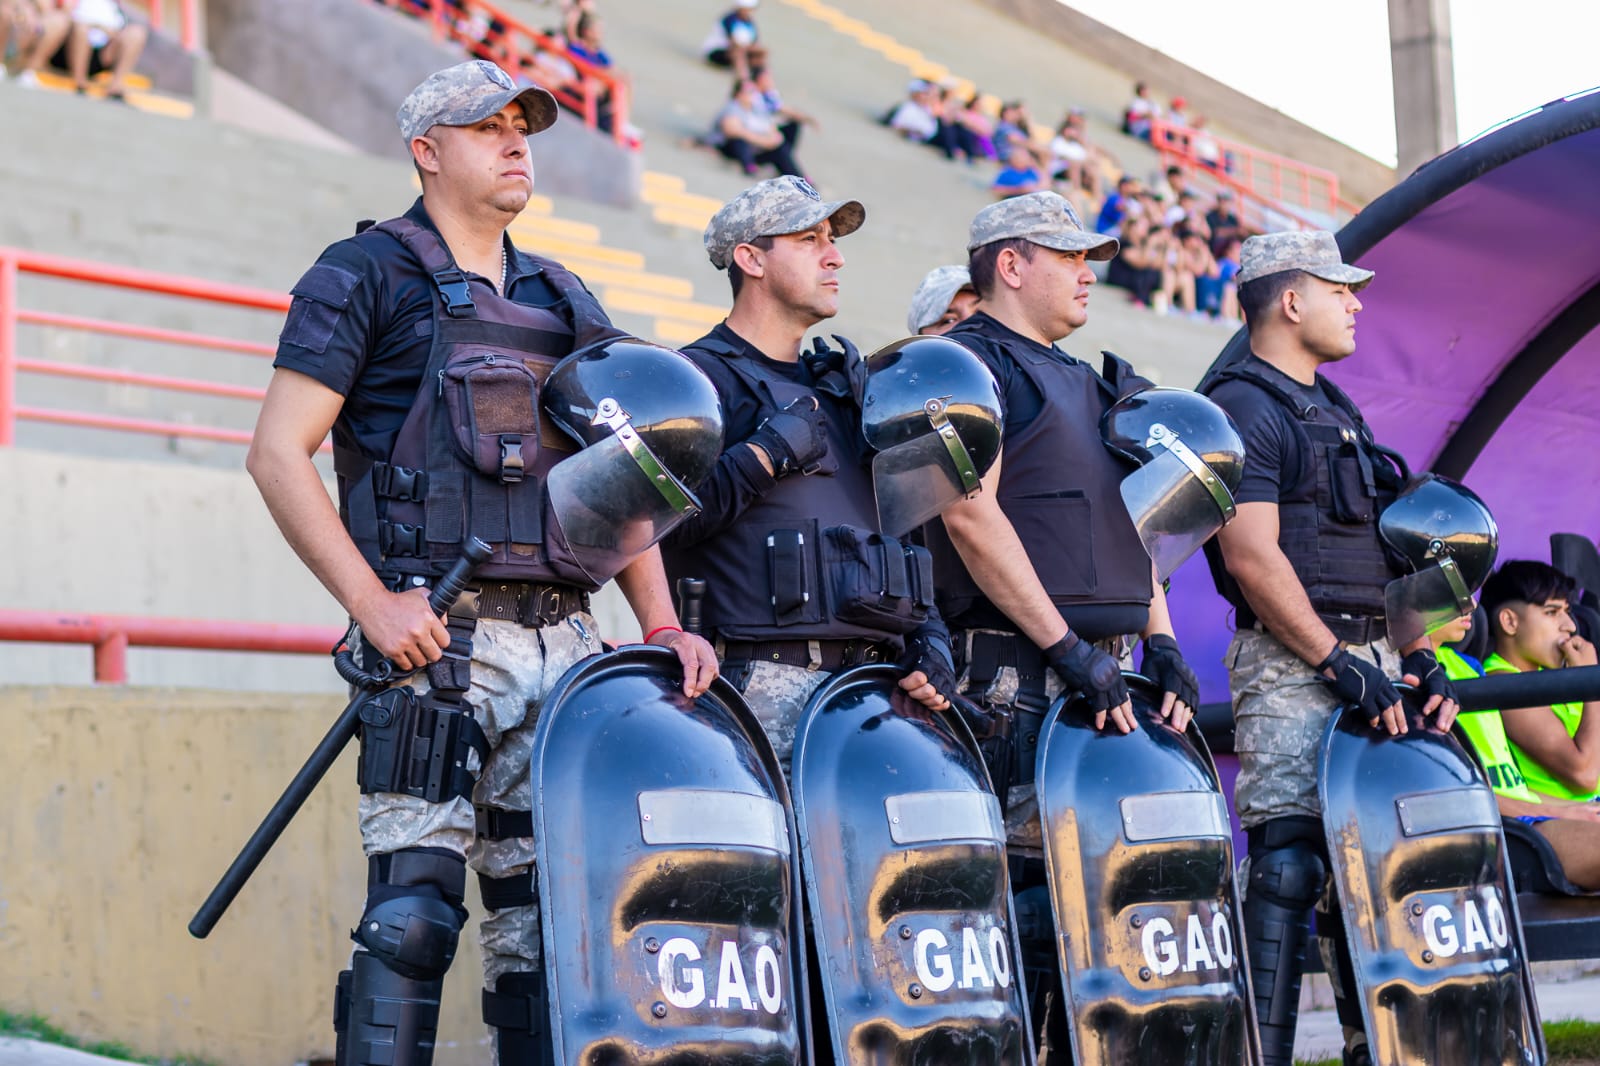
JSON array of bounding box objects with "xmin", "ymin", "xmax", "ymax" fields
[
  {"xmin": 974, "ymin": 0, "xmax": 1398, "ymax": 205},
  {"xmin": 203, "ymin": 0, "xmax": 640, "ymax": 205},
  {"xmin": 0, "ymin": 686, "xmax": 493, "ymax": 1066},
  {"xmin": 0, "ymin": 448, "xmax": 635, "ymax": 690}
]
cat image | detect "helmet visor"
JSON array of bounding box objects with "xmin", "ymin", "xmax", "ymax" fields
[
  {"xmin": 1384, "ymin": 557, "xmax": 1474, "ymax": 648},
  {"xmin": 1119, "ymin": 443, "xmax": 1236, "ymax": 583},
  {"xmin": 872, "ymin": 412, "xmax": 982, "ymax": 537},
  {"xmin": 546, "ymin": 429, "xmax": 701, "ymax": 585}
]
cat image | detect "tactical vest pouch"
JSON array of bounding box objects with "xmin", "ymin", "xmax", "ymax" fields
[
  {"xmin": 766, "ymin": 525, "xmax": 822, "ymax": 626},
  {"xmin": 823, "ymin": 524, "xmax": 934, "ymax": 635},
  {"xmin": 1005, "ymin": 491, "xmax": 1097, "ymax": 596},
  {"xmin": 1327, "ymin": 446, "xmax": 1377, "ymax": 524},
  {"xmin": 439, "ymin": 353, "xmax": 542, "ymax": 484},
  {"xmin": 356, "ymin": 685, "xmax": 489, "ymax": 803}
]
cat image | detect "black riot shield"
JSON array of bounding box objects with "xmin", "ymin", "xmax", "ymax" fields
[
  {"xmin": 1035, "ymin": 674, "xmax": 1261, "ymax": 1066},
  {"xmin": 791, "ymin": 664, "xmax": 1033, "ymax": 1065},
  {"xmin": 1318, "ymin": 697, "xmax": 1546, "ymax": 1066},
  {"xmin": 530, "ymin": 646, "xmax": 810, "ymax": 1065}
]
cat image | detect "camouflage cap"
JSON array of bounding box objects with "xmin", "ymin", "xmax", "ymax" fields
[
  {"xmin": 907, "ymin": 265, "xmax": 974, "ymax": 333},
  {"xmin": 1237, "ymin": 230, "xmax": 1374, "ymax": 291},
  {"xmin": 703, "ymin": 176, "xmax": 866, "ymax": 270},
  {"xmin": 396, "ymin": 60, "xmax": 559, "ymax": 142},
  {"xmin": 966, "ymin": 190, "xmax": 1118, "ymax": 260}
]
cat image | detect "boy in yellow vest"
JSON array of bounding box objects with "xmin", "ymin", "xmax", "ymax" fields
[{"xmin": 1432, "ymin": 580, "xmax": 1600, "ymax": 889}]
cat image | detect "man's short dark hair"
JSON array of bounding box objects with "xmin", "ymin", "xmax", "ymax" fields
[
  {"xmin": 1238, "ymin": 268, "xmax": 1308, "ymax": 331},
  {"xmin": 1166, "ymin": 165, "xmax": 1183, "ymax": 180},
  {"xmin": 968, "ymin": 238, "xmax": 1036, "ymax": 299},
  {"xmin": 1482, "ymin": 560, "xmax": 1578, "ymax": 632},
  {"xmin": 728, "ymin": 234, "xmax": 776, "ymax": 299}
]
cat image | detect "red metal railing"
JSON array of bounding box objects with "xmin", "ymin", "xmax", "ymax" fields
[
  {"xmin": 0, "ymin": 610, "xmax": 342, "ymax": 684},
  {"xmin": 1149, "ymin": 117, "xmax": 1361, "ymax": 226},
  {"xmin": 144, "ymin": 0, "xmax": 200, "ymax": 52},
  {"xmin": 0, "ymin": 245, "xmax": 311, "ymax": 450},
  {"xmin": 373, "ymin": 0, "xmax": 634, "ymax": 147}
]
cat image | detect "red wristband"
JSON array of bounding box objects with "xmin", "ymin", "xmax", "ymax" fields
[{"xmin": 645, "ymin": 625, "xmax": 683, "ymax": 644}]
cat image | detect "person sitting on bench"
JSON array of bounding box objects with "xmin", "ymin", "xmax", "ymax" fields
[{"xmin": 1433, "ymin": 605, "xmax": 1600, "ymax": 890}]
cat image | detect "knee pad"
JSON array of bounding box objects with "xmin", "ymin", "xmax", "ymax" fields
[
  {"xmin": 1246, "ymin": 816, "xmax": 1327, "ymax": 910},
  {"xmin": 354, "ymin": 848, "xmax": 468, "ymax": 982}
]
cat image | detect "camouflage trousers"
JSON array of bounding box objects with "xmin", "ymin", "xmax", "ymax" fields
[
  {"xmin": 728, "ymin": 659, "xmax": 833, "ymax": 770},
  {"xmin": 357, "ymin": 611, "xmax": 602, "ymax": 994},
  {"xmin": 1228, "ymin": 626, "xmax": 1397, "ymax": 829},
  {"xmin": 954, "ymin": 628, "xmax": 1134, "ymax": 853}
]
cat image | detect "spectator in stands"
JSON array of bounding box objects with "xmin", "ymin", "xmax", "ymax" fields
[
  {"xmin": 752, "ymin": 64, "xmax": 815, "ymax": 143},
  {"xmin": 906, "ymin": 265, "xmax": 979, "ymax": 336},
  {"xmin": 1483, "ymin": 561, "xmax": 1600, "ymax": 803},
  {"xmin": 1215, "ymin": 236, "xmax": 1242, "ymax": 321},
  {"xmin": 1105, "ymin": 214, "xmax": 1173, "ymax": 312},
  {"xmin": 45, "ymin": 0, "xmax": 146, "ymax": 101},
  {"xmin": 6, "ymin": 0, "xmax": 61, "ymax": 88},
  {"xmin": 1181, "ymin": 228, "xmax": 1223, "ymax": 318},
  {"xmin": 1122, "ymin": 80, "xmax": 1154, "ymax": 140},
  {"xmin": 1433, "ymin": 610, "xmax": 1600, "ymax": 890},
  {"xmin": 1206, "ymin": 188, "xmax": 1243, "ymax": 255},
  {"xmin": 702, "ymin": 0, "xmax": 759, "ymax": 80},
  {"xmin": 564, "ymin": 11, "xmax": 620, "ymax": 133},
  {"xmin": 1158, "ymin": 165, "xmax": 1189, "ymax": 212},
  {"xmin": 993, "ymin": 100, "xmax": 1038, "ymax": 164},
  {"xmin": 1095, "ymin": 174, "xmax": 1138, "ymax": 239},
  {"xmin": 1191, "ymin": 116, "xmax": 1224, "ymax": 172},
  {"xmin": 991, "ymin": 144, "xmax": 1043, "ymax": 200},
  {"xmin": 1167, "ymin": 190, "xmax": 1205, "ymax": 234},
  {"xmin": 1047, "ymin": 115, "xmax": 1102, "ymax": 205},
  {"xmin": 710, "ymin": 77, "xmax": 804, "ymax": 179},
  {"xmin": 557, "ymin": 0, "xmax": 592, "ymax": 42},
  {"xmin": 951, "ymin": 90, "xmax": 997, "ymax": 161},
  {"xmin": 518, "ymin": 42, "xmax": 577, "ymax": 100},
  {"xmin": 887, "ymin": 79, "xmax": 938, "ymax": 142},
  {"xmin": 1166, "ymin": 94, "xmax": 1190, "ymax": 129}
]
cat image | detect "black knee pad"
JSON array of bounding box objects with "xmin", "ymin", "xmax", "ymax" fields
[
  {"xmin": 1244, "ymin": 817, "xmax": 1329, "ymax": 1066},
  {"xmin": 354, "ymin": 847, "xmax": 468, "ymax": 982}
]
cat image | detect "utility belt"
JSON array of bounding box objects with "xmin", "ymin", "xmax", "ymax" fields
[
  {"xmin": 962, "ymin": 628, "xmax": 1130, "ymax": 693},
  {"xmin": 1249, "ymin": 613, "xmax": 1386, "ymax": 647},
  {"xmin": 384, "ymin": 575, "xmax": 589, "ymax": 630},
  {"xmin": 718, "ymin": 637, "xmax": 896, "ymax": 673}
]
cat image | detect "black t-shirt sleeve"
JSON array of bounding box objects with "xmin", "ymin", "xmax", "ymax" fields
[
  {"xmin": 1208, "ymin": 379, "xmax": 1294, "ymax": 505},
  {"xmin": 272, "ymin": 242, "xmax": 384, "ymax": 396},
  {"xmin": 665, "ymin": 346, "xmax": 778, "ymax": 547}
]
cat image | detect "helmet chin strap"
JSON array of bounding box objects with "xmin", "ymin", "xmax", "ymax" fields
[{"xmin": 924, "ymin": 396, "xmax": 982, "ymax": 496}]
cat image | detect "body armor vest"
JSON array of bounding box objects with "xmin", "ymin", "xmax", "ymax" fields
[
  {"xmin": 664, "ymin": 335, "xmax": 933, "ymax": 643},
  {"xmin": 334, "ymin": 218, "xmax": 627, "ymax": 588},
  {"xmin": 1200, "ymin": 362, "xmax": 1400, "ymax": 625},
  {"xmin": 924, "ymin": 341, "xmax": 1154, "ymax": 638}
]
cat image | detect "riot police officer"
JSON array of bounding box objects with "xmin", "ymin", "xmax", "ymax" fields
[
  {"xmin": 248, "ymin": 61, "xmax": 718, "ymax": 1066},
  {"xmin": 1200, "ymin": 230, "xmax": 1459, "ymax": 1066},
  {"xmin": 660, "ymin": 175, "xmax": 963, "ymax": 766},
  {"xmin": 922, "ymin": 191, "xmax": 1200, "ymax": 828}
]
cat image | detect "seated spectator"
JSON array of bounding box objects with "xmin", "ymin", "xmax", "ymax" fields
[
  {"xmin": 993, "ymin": 100, "xmax": 1038, "ymax": 164},
  {"xmin": 1205, "ymin": 189, "xmax": 1243, "ymax": 256},
  {"xmin": 1047, "ymin": 115, "xmax": 1101, "ymax": 203},
  {"xmin": 1158, "ymin": 165, "xmax": 1189, "ymax": 213},
  {"xmin": 564, "ymin": 12, "xmax": 621, "ymax": 132},
  {"xmin": 1095, "ymin": 174, "xmax": 1138, "ymax": 239},
  {"xmin": 950, "ymin": 89, "xmax": 996, "ymax": 162},
  {"xmin": 1167, "ymin": 190, "xmax": 1205, "ymax": 234},
  {"xmin": 752, "ymin": 64, "xmax": 815, "ymax": 140},
  {"xmin": 1215, "ymin": 236, "xmax": 1242, "ymax": 321},
  {"xmin": 1105, "ymin": 215, "xmax": 1173, "ymax": 312},
  {"xmin": 907, "ymin": 265, "xmax": 979, "ymax": 336},
  {"xmin": 1122, "ymin": 80, "xmax": 1154, "ymax": 140},
  {"xmin": 556, "ymin": 0, "xmax": 592, "ymax": 42},
  {"xmin": 708, "ymin": 77, "xmax": 803, "ymax": 179},
  {"xmin": 887, "ymin": 79, "xmax": 938, "ymax": 142},
  {"xmin": 1191, "ymin": 116, "xmax": 1223, "ymax": 171},
  {"xmin": 1483, "ymin": 561, "xmax": 1600, "ymax": 802},
  {"xmin": 39, "ymin": 0, "xmax": 145, "ymax": 100},
  {"xmin": 1435, "ymin": 610, "xmax": 1600, "ymax": 890},
  {"xmin": 1166, "ymin": 94, "xmax": 1190, "ymax": 129},
  {"xmin": 991, "ymin": 145, "xmax": 1043, "ymax": 200},
  {"xmin": 1, "ymin": 0, "xmax": 38, "ymax": 76},
  {"xmin": 518, "ymin": 43, "xmax": 577, "ymax": 99},
  {"xmin": 1179, "ymin": 228, "xmax": 1221, "ymax": 317},
  {"xmin": 702, "ymin": 0, "xmax": 759, "ymax": 80}
]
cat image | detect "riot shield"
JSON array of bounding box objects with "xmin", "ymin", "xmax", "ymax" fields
[
  {"xmin": 1035, "ymin": 674, "xmax": 1260, "ymax": 1066},
  {"xmin": 530, "ymin": 647, "xmax": 810, "ymax": 1065},
  {"xmin": 1319, "ymin": 696, "xmax": 1546, "ymax": 1066},
  {"xmin": 791, "ymin": 664, "xmax": 1033, "ymax": 1065}
]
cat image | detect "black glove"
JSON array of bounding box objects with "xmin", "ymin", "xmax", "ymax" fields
[
  {"xmin": 1141, "ymin": 633, "xmax": 1199, "ymax": 710},
  {"xmin": 1043, "ymin": 632, "xmax": 1129, "ymax": 718},
  {"xmin": 748, "ymin": 396, "xmax": 829, "ymax": 477},
  {"xmin": 899, "ymin": 631, "xmax": 959, "ymax": 704},
  {"xmin": 1401, "ymin": 647, "xmax": 1456, "ymax": 709},
  {"xmin": 1318, "ymin": 647, "xmax": 1402, "ymax": 722}
]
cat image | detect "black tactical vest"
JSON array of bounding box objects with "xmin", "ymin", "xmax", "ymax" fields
[
  {"xmin": 1200, "ymin": 361, "xmax": 1401, "ymax": 625},
  {"xmin": 923, "ymin": 338, "xmax": 1154, "ymax": 640},
  {"xmin": 664, "ymin": 334, "xmax": 934, "ymax": 643},
  {"xmin": 334, "ymin": 217, "xmax": 627, "ymax": 588}
]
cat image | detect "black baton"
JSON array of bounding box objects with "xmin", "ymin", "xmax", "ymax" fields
[
  {"xmin": 676, "ymin": 577, "xmax": 707, "ymax": 637},
  {"xmin": 189, "ymin": 538, "xmax": 492, "ymax": 938}
]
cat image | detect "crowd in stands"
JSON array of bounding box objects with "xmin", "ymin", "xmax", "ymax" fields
[
  {"xmin": 696, "ymin": 2, "xmax": 816, "ymax": 182},
  {"xmin": 1, "ymin": 0, "xmax": 146, "ymax": 101}
]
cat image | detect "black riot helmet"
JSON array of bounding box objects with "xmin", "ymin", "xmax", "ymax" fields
[
  {"xmin": 1101, "ymin": 386, "xmax": 1245, "ymax": 582},
  {"xmin": 541, "ymin": 339, "xmax": 725, "ymax": 582},
  {"xmin": 859, "ymin": 335, "xmax": 1002, "ymax": 536},
  {"xmin": 1378, "ymin": 474, "xmax": 1499, "ymax": 646}
]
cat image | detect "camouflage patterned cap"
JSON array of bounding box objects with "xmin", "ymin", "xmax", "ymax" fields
[
  {"xmin": 1237, "ymin": 230, "xmax": 1374, "ymax": 291},
  {"xmin": 396, "ymin": 60, "xmax": 559, "ymax": 142},
  {"xmin": 703, "ymin": 176, "xmax": 866, "ymax": 270},
  {"xmin": 907, "ymin": 264, "xmax": 974, "ymax": 333},
  {"xmin": 966, "ymin": 190, "xmax": 1118, "ymax": 260}
]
